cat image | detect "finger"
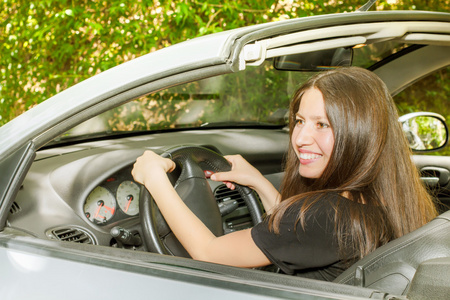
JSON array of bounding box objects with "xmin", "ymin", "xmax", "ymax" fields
[
  {"xmin": 223, "ymin": 155, "xmax": 239, "ymax": 166},
  {"xmin": 167, "ymin": 159, "xmax": 176, "ymax": 173},
  {"xmin": 142, "ymin": 150, "xmax": 154, "ymax": 158},
  {"xmin": 227, "ymin": 182, "xmax": 236, "ymax": 190},
  {"xmin": 131, "ymin": 165, "xmax": 143, "ymax": 185},
  {"xmin": 223, "ymin": 155, "xmax": 237, "ymax": 160},
  {"xmin": 211, "ymin": 171, "xmax": 231, "ymax": 182}
]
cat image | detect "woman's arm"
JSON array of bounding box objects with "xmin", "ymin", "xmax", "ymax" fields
[
  {"xmin": 210, "ymin": 155, "xmax": 281, "ymax": 214},
  {"xmin": 132, "ymin": 150, "xmax": 271, "ymax": 267}
]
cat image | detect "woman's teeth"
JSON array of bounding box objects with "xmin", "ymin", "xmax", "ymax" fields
[{"xmin": 300, "ymin": 153, "xmax": 321, "ymax": 160}]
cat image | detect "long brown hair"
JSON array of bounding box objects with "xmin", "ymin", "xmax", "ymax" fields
[{"xmin": 270, "ymin": 67, "xmax": 437, "ymax": 260}]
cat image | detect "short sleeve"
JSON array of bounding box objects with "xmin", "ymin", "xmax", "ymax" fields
[{"xmin": 251, "ymin": 197, "xmax": 341, "ymax": 276}]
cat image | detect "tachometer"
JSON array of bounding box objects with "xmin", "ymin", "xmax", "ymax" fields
[
  {"xmin": 117, "ymin": 180, "xmax": 140, "ymax": 216},
  {"xmin": 84, "ymin": 186, "xmax": 116, "ymax": 224}
]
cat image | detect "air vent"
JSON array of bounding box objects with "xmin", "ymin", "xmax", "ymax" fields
[
  {"xmin": 47, "ymin": 227, "xmax": 96, "ymax": 244},
  {"xmin": 214, "ymin": 184, "xmax": 255, "ymax": 233},
  {"xmin": 9, "ymin": 202, "xmax": 21, "ymax": 214},
  {"xmin": 214, "ymin": 184, "xmax": 245, "ymax": 207}
]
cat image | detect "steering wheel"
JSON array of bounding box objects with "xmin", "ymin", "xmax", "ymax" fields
[{"xmin": 139, "ymin": 145, "xmax": 264, "ymax": 257}]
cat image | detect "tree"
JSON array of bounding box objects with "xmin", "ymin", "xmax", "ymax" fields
[{"xmin": 1, "ymin": 0, "xmax": 449, "ymax": 132}]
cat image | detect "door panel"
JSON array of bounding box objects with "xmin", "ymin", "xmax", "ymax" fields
[{"xmin": 414, "ymin": 155, "xmax": 450, "ymax": 213}]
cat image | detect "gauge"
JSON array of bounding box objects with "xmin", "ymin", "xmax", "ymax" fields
[
  {"xmin": 84, "ymin": 186, "xmax": 116, "ymax": 224},
  {"xmin": 117, "ymin": 180, "xmax": 140, "ymax": 216}
]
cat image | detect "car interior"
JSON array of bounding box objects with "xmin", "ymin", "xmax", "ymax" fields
[{"xmin": 3, "ymin": 14, "xmax": 450, "ymax": 299}]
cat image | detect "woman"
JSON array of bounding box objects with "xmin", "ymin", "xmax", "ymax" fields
[{"xmin": 132, "ymin": 67, "xmax": 437, "ymax": 281}]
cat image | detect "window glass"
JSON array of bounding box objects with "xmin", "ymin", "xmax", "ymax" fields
[
  {"xmin": 105, "ymin": 61, "xmax": 312, "ymax": 132},
  {"xmin": 394, "ymin": 67, "xmax": 450, "ymax": 156},
  {"xmin": 58, "ymin": 61, "xmax": 314, "ymax": 142},
  {"xmin": 352, "ymin": 41, "xmax": 408, "ymax": 68}
]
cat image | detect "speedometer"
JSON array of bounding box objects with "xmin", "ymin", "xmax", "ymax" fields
[
  {"xmin": 117, "ymin": 180, "xmax": 140, "ymax": 216},
  {"xmin": 84, "ymin": 186, "xmax": 116, "ymax": 225}
]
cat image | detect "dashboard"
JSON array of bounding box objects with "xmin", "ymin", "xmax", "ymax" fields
[{"xmin": 7, "ymin": 129, "xmax": 288, "ymax": 250}]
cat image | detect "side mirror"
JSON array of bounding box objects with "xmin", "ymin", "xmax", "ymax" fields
[{"xmin": 399, "ymin": 112, "xmax": 449, "ymax": 152}]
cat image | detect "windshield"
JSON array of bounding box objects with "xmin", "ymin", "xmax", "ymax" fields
[
  {"xmin": 54, "ymin": 41, "xmax": 410, "ymax": 143},
  {"xmin": 56, "ymin": 61, "xmax": 312, "ymax": 143}
]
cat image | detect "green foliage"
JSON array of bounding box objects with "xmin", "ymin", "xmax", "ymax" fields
[
  {"xmin": 1, "ymin": 0, "xmax": 449, "ymax": 157},
  {"xmin": 0, "ymin": 0, "xmax": 297, "ymax": 125},
  {"xmin": 96, "ymin": 62, "xmax": 305, "ymax": 134},
  {"xmin": 403, "ymin": 115, "xmax": 448, "ymax": 150}
]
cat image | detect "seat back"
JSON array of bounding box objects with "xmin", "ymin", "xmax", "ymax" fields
[{"xmin": 334, "ymin": 210, "xmax": 450, "ymax": 295}]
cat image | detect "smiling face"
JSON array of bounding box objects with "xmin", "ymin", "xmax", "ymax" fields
[{"xmin": 291, "ymin": 88, "xmax": 334, "ymax": 179}]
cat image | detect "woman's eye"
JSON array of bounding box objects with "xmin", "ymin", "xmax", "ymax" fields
[
  {"xmin": 295, "ymin": 119, "xmax": 304, "ymax": 126},
  {"xmin": 317, "ymin": 122, "xmax": 330, "ymax": 129}
]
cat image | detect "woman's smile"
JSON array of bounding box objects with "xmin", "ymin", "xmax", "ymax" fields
[{"xmin": 298, "ymin": 149, "xmax": 323, "ymax": 164}]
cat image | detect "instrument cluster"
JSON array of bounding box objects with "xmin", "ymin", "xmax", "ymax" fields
[{"xmin": 83, "ymin": 166, "xmax": 140, "ymax": 226}]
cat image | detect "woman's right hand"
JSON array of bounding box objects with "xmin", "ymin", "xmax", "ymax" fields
[
  {"xmin": 211, "ymin": 155, "xmax": 281, "ymax": 213},
  {"xmin": 210, "ymin": 155, "xmax": 264, "ymax": 190}
]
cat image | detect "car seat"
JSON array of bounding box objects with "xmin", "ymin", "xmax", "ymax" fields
[{"xmin": 334, "ymin": 210, "xmax": 450, "ymax": 297}]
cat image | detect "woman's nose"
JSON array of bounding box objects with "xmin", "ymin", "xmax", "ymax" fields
[{"xmin": 294, "ymin": 124, "xmax": 314, "ymax": 146}]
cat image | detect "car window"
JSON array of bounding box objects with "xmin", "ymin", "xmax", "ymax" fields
[
  {"xmin": 106, "ymin": 61, "xmax": 312, "ymax": 131},
  {"xmin": 394, "ymin": 67, "xmax": 450, "ymax": 156},
  {"xmin": 57, "ymin": 61, "xmax": 314, "ymax": 142},
  {"xmin": 352, "ymin": 41, "xmax": 408, "ymax": 69}
]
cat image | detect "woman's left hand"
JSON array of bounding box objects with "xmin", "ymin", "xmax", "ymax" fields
[{"xmin": 132, "ymin": 150, "xmax": 175, "ymax": 187}]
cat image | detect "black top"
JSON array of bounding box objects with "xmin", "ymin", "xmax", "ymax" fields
[{"xmin": 251, "ymin": 193, "xmax": 362, "ymax": 281}]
